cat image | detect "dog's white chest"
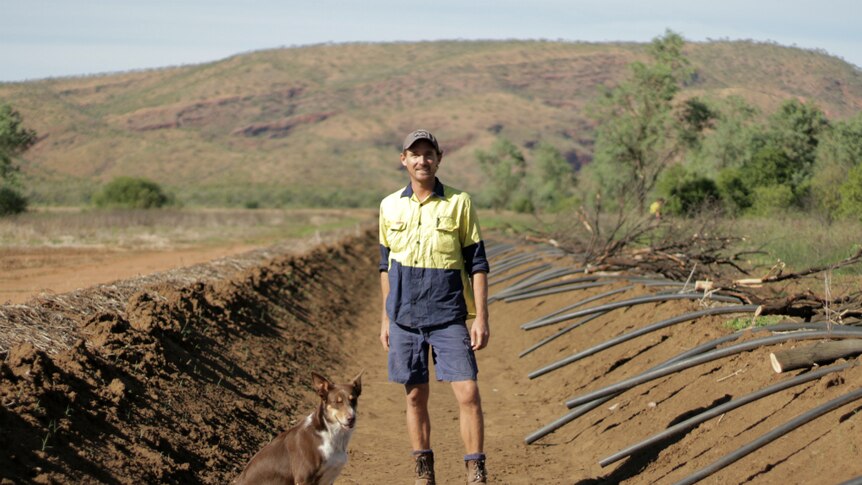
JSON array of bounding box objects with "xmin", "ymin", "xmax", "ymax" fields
[{"xmin": 317, "ymin": 426, "xmax": 352, "ymax": 483}]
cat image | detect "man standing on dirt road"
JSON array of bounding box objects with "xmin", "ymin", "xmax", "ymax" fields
[{"xmin": 378, "ymin": 129, "xmax": 490, "ymax": 484}]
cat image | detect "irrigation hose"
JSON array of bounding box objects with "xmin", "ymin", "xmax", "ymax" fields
[
  {"xmin": 672, "ymin": 386, "xmax": 862, "ymax": 485},
  {"xmin": 488, "ymin": 263, "xmax": 551, "ymax": 287},
  {"xmin": 600, "ymin": 360, "xmax": 859, "ymax": 467},
  {"xmin": 518, "ymin": 285, "xmax": 635, "ymax": 330},
  {"xmin": 522, "ymin": 293, "xmax": 743, "ymax": 331},
  {"xmin": 501, "ymin": 275, "xmax": 685, "ymax": 302},
  {"xmin": 565, "ymin": 328, "xmax": 862, "ymax": 409},
  {"xmin": 522, "ymin": 322, "xmax": 852, "ymax": 445},
  {"xmin": 529, "ymin": 304, "xmax": 760, "ymax": 379},
  {"xmin": 519, "ymin": 312, "xmax": 608, "ymax": 358},
  {"xmin": 836, "ymin": 477, "xmax": 862, "ymax": 485}
]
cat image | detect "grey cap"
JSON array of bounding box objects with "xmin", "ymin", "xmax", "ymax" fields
[{"xmin": 402, "ymin": 129, "xmax": 441, "ymax": 154}]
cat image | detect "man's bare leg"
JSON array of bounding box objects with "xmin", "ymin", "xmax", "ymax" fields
[
  {"xmin": 405, "ymin": 383, "xmax": 431, "ymax": 450},
  {"xmin": 451, "ymin": 380, "xmax": 484, "ymax": 453}
]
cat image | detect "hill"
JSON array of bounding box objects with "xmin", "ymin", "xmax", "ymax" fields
[{"xmin": 2, "ymin": 40, "xmax": 861, "ymax": 206}]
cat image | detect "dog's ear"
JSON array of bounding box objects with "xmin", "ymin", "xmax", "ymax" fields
[
  {"xmin": 311, "ymin": 372, "xmax": 331, "ymax": 399},
  {"xmin": 351, "ymin": 369, "xmax": 364, "ymax": 397}
]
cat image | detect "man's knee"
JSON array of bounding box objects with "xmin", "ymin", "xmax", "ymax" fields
[
  {"xmin": 405, "ymin": 383, "xmax": 430, "ymax": 408},
  {"xmin": 452, "ymin": 380, "xmax": 482, "ymax": 408}
]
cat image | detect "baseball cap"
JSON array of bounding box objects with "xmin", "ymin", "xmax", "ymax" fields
[{"xmin": 402, "ymin": 129, "xmax": 441, "ymax": 154}]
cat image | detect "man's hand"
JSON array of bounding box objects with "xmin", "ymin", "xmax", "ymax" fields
[
  {"xmin": 380, "ymin": 318, "xmax": 390, "ymax": 351},
  {"xmin": 470, "ymin": 316, "xmax": 489, "ymax": 351}
]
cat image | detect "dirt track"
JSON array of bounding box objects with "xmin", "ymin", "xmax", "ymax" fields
[{"xmin": 1, "ymin": 230, "xmax": 861, "ymax": 484}]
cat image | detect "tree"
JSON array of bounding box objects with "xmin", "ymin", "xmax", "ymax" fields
[
  {"xmin": 0, "ymin": 103, "xmax": 37, "ymax": 215},
  {"xmin": 588, "ymin": 30, "xmax": 694, "ymax": 213},
  {"xmin": 475, "ymin": 137, "xmax": 526, "ymax": 211},
  {"xmin": 529, "ymin": 142, "xmax": 577, "ymax": 212},
  {"xmin": 811, "ymin": 113, "xmax": 862, "ymax": 219},
  {"xmin": 656, "ymin": 164, "xmax": 720, "ymax": 216},
  {"xmin": 838, "ymin": 164, "xmax": 862, "ymax": 221},
  {"xmin": 92, "ymin": 177, "xmax": 171, "ymax": 209},
  {"xmin": 690, "ymin": 96, "xmax": 760, "ymax": 175},
  {"xmin": 0, "ymin": 103, "xmax": 37, "ymax": 184}
]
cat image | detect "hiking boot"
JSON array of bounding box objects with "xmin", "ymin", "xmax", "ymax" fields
[
  {"xmin": 466, "ymin": 458, "xmax": 487, "ymax": 483},
  {"xmin": 414, "ymin": 452, "xmax": 436, "ymax": 485}
]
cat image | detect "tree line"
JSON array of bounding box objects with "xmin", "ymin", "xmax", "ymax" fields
[{"xmin": 477, "ymin": 30, "xmax": 862, "ymax": 223}]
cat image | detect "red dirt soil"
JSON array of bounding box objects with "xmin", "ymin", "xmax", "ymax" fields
[{"xmin": 1, "ymin": 232, "xmax": 860, "ymax": 484}]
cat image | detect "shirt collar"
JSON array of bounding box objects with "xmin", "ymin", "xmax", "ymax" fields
[{"xmin": 401, "ymin": 178, "xmax": 446, "ymax": 199}]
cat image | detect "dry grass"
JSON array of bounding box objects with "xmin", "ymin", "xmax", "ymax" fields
[{"xmin": 0, "ymin": 207, "xmax": 374, "ymax": 249}]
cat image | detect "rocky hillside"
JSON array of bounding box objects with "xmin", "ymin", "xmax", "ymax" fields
[{"xmin": 2, "ymin": 40, "xmax": 861, "ymax": 206}]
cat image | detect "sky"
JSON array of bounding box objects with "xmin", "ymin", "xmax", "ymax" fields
[{"xmin": 1, "ymin": 0, "xmax": 860, "ymax": 82}]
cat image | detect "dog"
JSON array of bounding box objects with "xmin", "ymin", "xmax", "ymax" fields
[{"xmin": 235, "ymin": 371, "xmax": 362, "ymax": 485}]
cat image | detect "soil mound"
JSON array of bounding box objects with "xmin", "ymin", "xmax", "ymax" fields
[{"xmin": 0, "ymin": 230, "xmax": 378, "ymax": 484}]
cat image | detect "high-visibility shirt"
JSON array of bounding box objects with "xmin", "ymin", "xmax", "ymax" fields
[{"xmin": 379, "ymin": 179, "xmax": 489, "ymax": 328}]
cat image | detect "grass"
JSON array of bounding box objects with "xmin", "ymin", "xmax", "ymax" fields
[
  {"xmin": 730, "ymin": 215, "xmax": 862, "ymax": 275},
  {"xmin": 0, "ymin": 207, "xmax": 375, "ymax": 249},
  {"xmin": 723, "ymin": 314, "xmax": 787, "ymax": 331}
]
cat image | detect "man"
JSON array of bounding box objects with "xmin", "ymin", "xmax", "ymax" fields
[{"xmin": 378, "ymin": 129, "xmax": 490, "ymax": 484}]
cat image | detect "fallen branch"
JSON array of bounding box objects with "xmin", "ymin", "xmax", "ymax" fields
[{"xmin": 770, "ymin": 339, "xmax": 862, "ymax": 373}]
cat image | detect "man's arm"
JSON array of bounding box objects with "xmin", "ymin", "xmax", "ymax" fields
[
  {"xmin": 470, "ymin": 271, "xmax": 489, "ymax": 351},
  {"xmin": 380, "ymin": 271, "xmax": 390, "ymax": 351}
]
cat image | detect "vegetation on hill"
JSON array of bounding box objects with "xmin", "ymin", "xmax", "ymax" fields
[
  {"xmin": 0, "ymin": 103, "xmax": 37, "ymax": 215},
  {"xmin": 0, "ymin": 38, "xmax": 860, "ymax": 208}
]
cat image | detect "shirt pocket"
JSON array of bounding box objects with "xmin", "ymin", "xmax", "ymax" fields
[
  {"xmin": 387, "ymin": 220, "xmax": 408, "ymax": 251},
  {"xmin": 435, "ymin": 216, "xmax": 459, "ymax": 253}
]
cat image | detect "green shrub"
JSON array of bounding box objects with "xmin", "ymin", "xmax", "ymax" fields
[
  {"xmin": 0, "ymin": 186, "xmax": 28, "ymax": 215},
  {"xmin": 750, "ymin": 184, "xmax": 795, "ymax": 215},
  {"xmin": 839, "ymin": 164, "xmax": 862, "ymax": 221},
  {"xmin": 656, "ymin": 165, "xmax": 721, "ymax": 215},
  {"xmin": 92, "ymin": 177, "xmax": 170, "ymax": 209},
  {"xmin": 716, "ymin": 168, "xmax": 752, "ymax": 214}
]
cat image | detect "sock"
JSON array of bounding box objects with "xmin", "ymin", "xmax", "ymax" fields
[
  {"xmin": 413, "ymin": 449, "xmax": 433, "ymax": 457},
  {"xmin": 464, "ymin": 452, "xmax": 485, "ymax": 462}
]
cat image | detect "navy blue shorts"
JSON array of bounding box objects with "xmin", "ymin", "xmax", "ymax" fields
[{"xmin": 388, "ymin": 320, "xmax": 479, "ymax": 385}]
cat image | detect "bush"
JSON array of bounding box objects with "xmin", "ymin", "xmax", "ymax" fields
[
  {"xmin": 839, "ymin": 164, "xmax": 862, "ymax": 221},
  {"xmin": 0, "ymin": 186, "xmax": 28, "ymax": 215},
  {"xmin": 750, "ymin": 184, "xmax": 795, "ymax": 215},
  {"xmin": 92, "ymin": 177, "xmax": 170, "ymax": 209},
  {"xmin": 716, "ymin": 168, "xmax": 752, "ymax": 214},
  {"xmin": 656, "ymin": 165, "xmax": 721, "ymax": 216}
]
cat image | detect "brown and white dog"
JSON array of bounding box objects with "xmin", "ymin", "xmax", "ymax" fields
[{"xmin": 235, "ymin": 372, "xmax": 362, "ymax": 485}]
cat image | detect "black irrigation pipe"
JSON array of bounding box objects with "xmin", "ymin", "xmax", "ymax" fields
[
  {"xmin": 673, "ymin": 386, "xmax": 862, "ymax": 485},
  {"xmin": 524, "ymin": 323, "xmax": 858, "ymax": 444},
  {"xmin": 518, "ymin": 281, "xmax": 693, "ymax": 330},
  {"xmin": 503, "ymin": 278, "xmax": 685, "ymax": 303},
  {"xmin": 492, "ymin": 247, "xmax": 564, "ymax": 273},
  {"xmin": 519, "ymin": 285, "xmax": 635, "ymax": 331},
  {"xmin": 600, "ymin": 360, "xmax": 859, "ymax": 467},
  {"xmin": 528, "ymin": 304, "xmax": 761, "ymax": 379},
  {"xmin": 494, "ymin": 274, "xmax": 603, "ymax": 301},
  {"xmin": 488, "ymin": 263, "xmax": 551, "ymax": 287},
  {"xmin": 522, "ymin": 293, "xmax": 743, "ymax": 331},
  {"xmin": 520, "ymin": 312, "xmax": 609, "ymax": 358},
  {"xmin": 485, "ymin": 242, "xmax": 516, "ymax": 258},
  {"xmin": 489, "ymin": 267, "xmax": 585, "ymax": 302},
  {"xmin": 565, "ymin": 329, "xmax": 862, "ymax": 409}
]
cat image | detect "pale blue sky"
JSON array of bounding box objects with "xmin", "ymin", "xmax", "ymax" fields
[{"xmin": 1, "ymin": 0, "xmax": 859, "ymax": 82}]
